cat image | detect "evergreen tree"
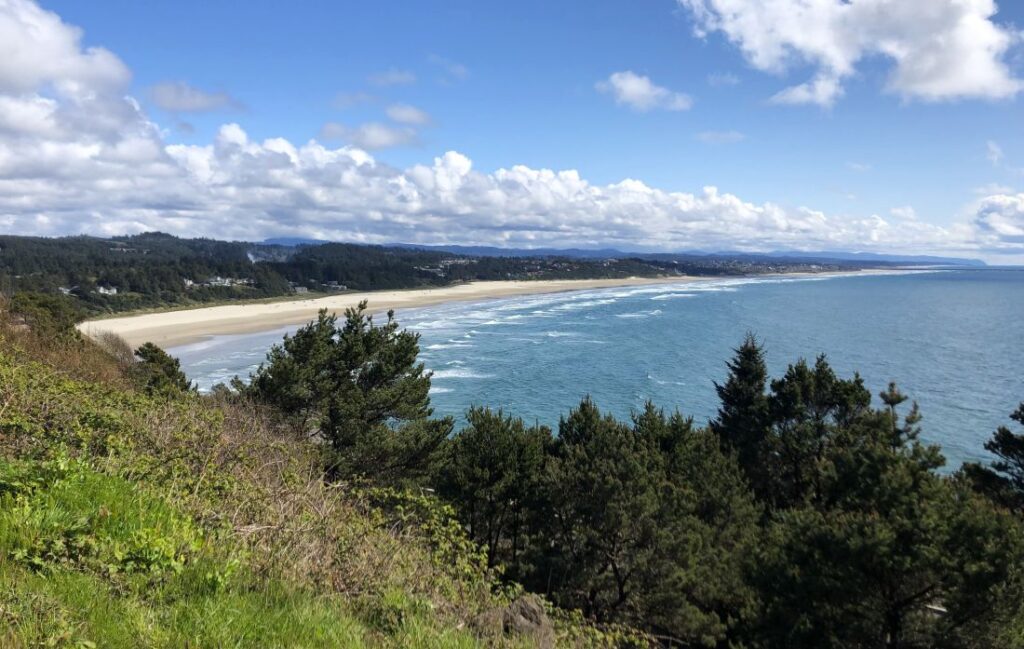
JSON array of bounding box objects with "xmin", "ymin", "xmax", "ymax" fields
[
  {"xmin": 246, "ymin": 302, "xmax": 452, "ymax": 482},
  {"xmin": 764, "ymin": 355, "xmax": 871, "ymax": 508},
  {"xmin": 964, "ymin": 402, "xmax": 1024, "ymax": 513},
  {"xmin": 436, "ymin": 407, "xmax": 551, "ymax": 573},
  {"xmin": 754, "ymin": 387, "xmax": 1023, "ymax": 648},
  {"xmin": 533, "ymin": 399, "xmax": 760, "ymax": 646},
  {"xmin": 8, "ymin": 292, "xmax": 81, "ymax": 341},
  {"xmin": 539, "ymin": 398, "xmax": 660, "ymax": 622},
  {"xmin": 132, "ymin": 342, "xmax": 193, "ymax": 396},
  {"xmin": 710, "ymin": 333, "xmax": 770, "ymax": 495}
]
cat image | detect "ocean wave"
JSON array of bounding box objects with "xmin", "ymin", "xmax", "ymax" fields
[
  {"xmin": 430, "ymin": 368, "xmax": 494, "ymax": 379},
  {"xmin": 615, "ymin": 309, "xmax": 663, "ymax": 319},
  {"xmin": 650, "ymin": 292, "xmax": 695, "ymax": 301},
  {"xmin": 551, "ymin": 298, "xmax": 617, "ymax": 311},
  {"xmin": 425, "ymin": 342, "xmax": 474, "ymax": 350}
]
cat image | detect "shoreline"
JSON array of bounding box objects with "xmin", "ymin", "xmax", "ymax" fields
[
  {"xmin": 79, "ymin": 276, "xmax": 699, "ymax": 348},
  {"xmin": 77, "ymin": 270, "xmax": 902, "ymax": 349}
]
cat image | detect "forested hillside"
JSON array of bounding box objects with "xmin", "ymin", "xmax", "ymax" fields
[
  {"xmin": 0, "ymin": 233, "xmax": 855, "ymax": 317},
  {"xmin": 2, "ymin": 296, "xmax": 1022, "ymax": 647}
]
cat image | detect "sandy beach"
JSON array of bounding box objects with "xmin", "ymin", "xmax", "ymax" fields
[{"xmin": 78, "ymin": 276, "xmax": 705, "ymax": 348}]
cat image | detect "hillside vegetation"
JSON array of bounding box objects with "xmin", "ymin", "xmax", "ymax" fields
[{"xmin": 0, "ymin": 307, "xmax": 629, "ymax": 648}]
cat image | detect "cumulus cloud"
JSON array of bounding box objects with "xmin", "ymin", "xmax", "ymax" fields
[
  {"xmin": 0, "ymin": 0, "xmax": 1016, "ymax": 259},
  {"xmin": 386, "ymin": 103, "xmax": 431, "ymax": 125},
  {"xmin": 679, "ymin": 0, "xmax": 1024, "ymax": 106},
  {"xmin": 149, "ymin": 81, "xmax": 239, "ymax": 112},
  {"xmin": 973, "ymin": 193, "xmax": 1024, "ymax": 245},
  {"xmin": 0, "ymin": 0, "xmax": 129, "ymax": 95},
  {"xmin": 368, "ymin": 68, "xmax": 416, "ymax": 86},
  {"xmin": 696, "ymin": 130, "xmax": 744, "ymax": 144},
  {"xmin": 319, "ymin": 121, "xmax": 418, "ymax": 149},
  {"xmin": 596, "ymin": 71, "xmax": 692, "ymax": 111}
]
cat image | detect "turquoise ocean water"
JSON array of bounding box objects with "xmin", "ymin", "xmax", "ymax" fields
[{"xmin": 171, "ymin": 269, "xmax": 1024, "ymax": 468}]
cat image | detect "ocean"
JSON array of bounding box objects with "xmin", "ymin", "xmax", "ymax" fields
[{"xmin": 171, "ymin": 269, "xmax": 1024, "ymax": 469}]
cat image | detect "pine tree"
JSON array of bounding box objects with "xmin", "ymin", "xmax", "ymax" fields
[
  {"xmin": 246, "ymin": 302, "xmax": 452, "ymax": 482},
  {"xmin": 765, "ymin": 355, "xmax": 871, "ymax": 507},
  {"xmin": 710, "ymin": 333, "xmax": 770, "ymax": 495},
  {"xmin": 132, "ymin": 342, "xmax": 193, "ymax": 396},
  {"xmin": 964, "ymin": 402, "xmax": 1024, "ymax": 513},
  {"xmin": 755, "ymin": 396, "xmax": 1021, "ymax": 649},
  {"xmin": 436, "ymin": 407, "xmax": 551, "ymax": 573}
]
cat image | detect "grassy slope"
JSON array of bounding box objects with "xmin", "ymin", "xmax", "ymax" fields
[{"xmin": 0, "ymin": 327, "xmax": 621, "ymax": 648}]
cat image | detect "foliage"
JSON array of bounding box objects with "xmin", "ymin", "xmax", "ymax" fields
[
  {"xmin": 0, "ymin": 321, "xmax": 590, "ymax": 648},
  {"xmin": 131, "ymin": 342, "xmax": 194, "ymax": 396},
  {"xmin": 710, "ymin": 332, "xmax": 770, "ymax": 495},
  {"xmin": 7, "ymin": 292, "xmax": 82, "ymax": 341},
  {"xmin": 522, "ymin": 399, "xmax": 759, "ymax": 646},
  {"xmin": 964, "ymin": 403, "xmax": 1024, "ymax": 513},
  {"xmin": 246, "ymin": 303, "xmax": 452, "ymax": 482},
  {"xmin": 436, "ymin": 407, "xmax": 551, "ymax": 573}
]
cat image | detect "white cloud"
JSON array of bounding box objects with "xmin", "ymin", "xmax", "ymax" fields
[
  {"xmin": 680, "ymin": 0, "xmax": 1024, "ymax": 106},
  {"xmin": 847, "ymin": 162, "xmax": 872, "ymax": 173},
  {"xmin": 0, "ymin": 0, "xmax": 129, "ymax": 95},
  {"xmin": 320, "ymin": 121, "xmax": 418, "ymax": 149},
  {"xmin": 987, "ymin": 140, "xmax": 1004, "ymax": 166},
  {"xmin": 696, "ymin": 130, "xmax": 744, "ymax": 144},
  {"xmin": 368, "ymin": 68, "xmax": 416, "ymax": 86},
  {"xmin": 0, "ymin": 0, "xmax": 1016, "ymax": 260},
  {"xmin": 596, "ymin": 71, "xmax": 693, "ymax": 111},
  {"xmin": 386, "ymin": 103, "xmax": 431, "ymax": 125},
  {"xmin": 149, "ymin": 81, "xmax": 238, "ymax": 112},
  {"xmin": 973, "ymin": 193, "xmax": 1024, "ymax": 244}
]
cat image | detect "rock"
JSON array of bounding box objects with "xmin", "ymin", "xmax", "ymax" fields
[{"xmin": 502, "ymin": 594, "xmax": 554, "ymax": 648}]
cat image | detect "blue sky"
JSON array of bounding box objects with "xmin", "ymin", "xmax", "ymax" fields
[{"xmin": 3, "ymin": 0, "xmax": 1024, "ymax": 259}]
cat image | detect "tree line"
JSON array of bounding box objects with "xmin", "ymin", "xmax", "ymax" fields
[
  {"xmin": 0, "ymin": 233, "xmax": 672, "ymax": 315},
  {"xmin": 1, "ymin": 232, "xmax": 858, "ymax": 318},
  {"xmin": 198, "ymin": 303, "xmax": 1024, "ymax": 648}
]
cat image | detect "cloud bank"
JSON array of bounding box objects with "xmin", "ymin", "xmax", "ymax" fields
[{"xmin": 0, "ymin": 0, "xmax": 1018, "ymax": 259}]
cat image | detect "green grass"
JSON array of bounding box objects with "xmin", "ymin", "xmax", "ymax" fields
[{"xmin": 0, "ymin": 458, "xmax": 497, "ymax": 648}]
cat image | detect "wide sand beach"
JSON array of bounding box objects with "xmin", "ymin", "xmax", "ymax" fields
[{"xmin": 78, "ymin": 276, "xmax": 705, "ymax": 348}]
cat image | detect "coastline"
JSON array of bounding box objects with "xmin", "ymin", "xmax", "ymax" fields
[
  {"xmin": 78, "ymin": 276, "xmax": 700, "ymax": 348},
  {"xmin": 77, "ymin": 269, "xmax": 903, "ymax": 349}
]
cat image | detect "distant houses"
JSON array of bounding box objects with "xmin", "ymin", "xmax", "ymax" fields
[
  {"xmin": 288, "ymin": 280, "xmax": 348, "ymax": 295},
  {"xmin": 183, "ymin": 276, "xmax": 255, "ymax": 289}
]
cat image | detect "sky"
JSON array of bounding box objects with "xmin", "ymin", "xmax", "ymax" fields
[{"xmin": 1, "ymin": 0, "xmax": 1023, "ymax": 261}]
